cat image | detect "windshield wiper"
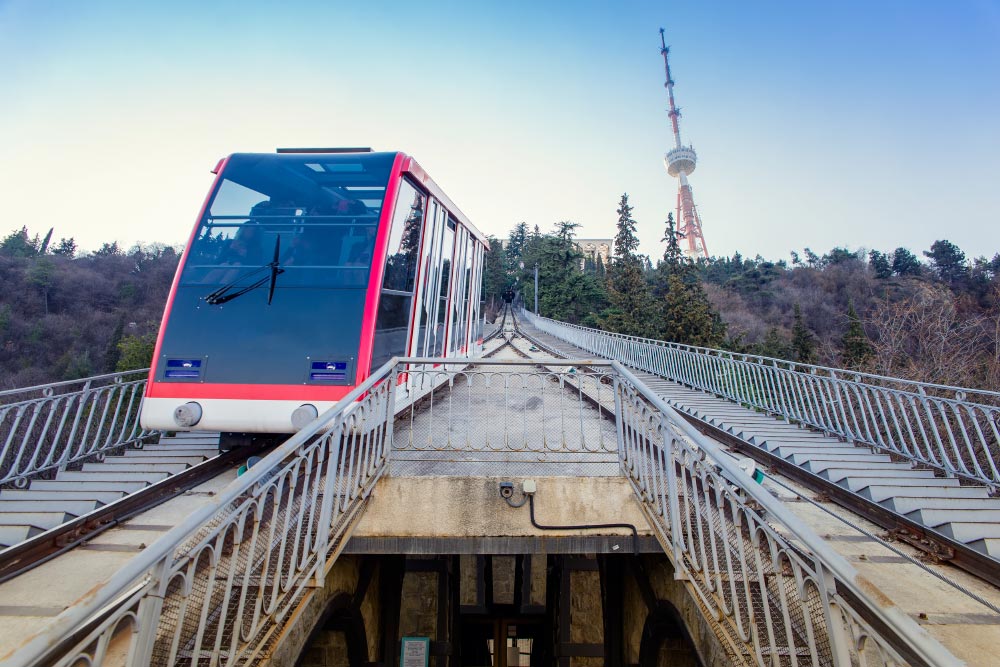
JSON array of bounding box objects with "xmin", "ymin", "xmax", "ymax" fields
[{"xmin": 204, "ymin": 236, "xmax": 285, "ymax": 306}]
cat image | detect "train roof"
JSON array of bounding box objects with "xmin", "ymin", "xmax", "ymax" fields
[{"xmin": 258, "ymin": 149, "xmax": 488, "ymax": 245}]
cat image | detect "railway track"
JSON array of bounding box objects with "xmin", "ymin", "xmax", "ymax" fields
[{"xmin": 0, "ymin": 436, "xmax": 266, "ymax": 583}]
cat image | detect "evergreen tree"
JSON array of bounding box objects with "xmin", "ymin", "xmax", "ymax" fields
[
  {"xmin": 756, "ymin": 327, "xmax": 793, "ymax": 360},
  {"xmin": 841, "ymin": 301, "xmax": 872, "ymax": 369},
  {"xmin": 653, "ymin": 213, "xmax": 725, "ymax": 346},
  {"xmin": 483, "ymin": 237, "xmax": 512, "ymax": 315},
  {"xmin": 104, "ymin": 317, "xmax": 125, "ymax": 372},
  {"xmin": 39, "ymin": 228, "xmax": 54, "ymax": 255},
  {"xmin": 0, "ymin": 227, "xmax": 40, "ymax": 257},
  {"xmin": 868, "ymin": 250, "xmax": 892, "ymax": 278},
  {"xmin": 790, "ymin": 304, "xmax": 817, "ymax": 364},
  {"xmin": 603, "ymin": 193, "xmax": 653, "ymax": 336},
  {"xmin": 891, "ymin": 247, "xmax": 921, "ymax": 276},
  {"xmin": 506, "ymin": 222, "xmax": 528, "ymax": 263},
  {"xmin": 52, "ymin": 237, "xmax": 77, "ymax": 258},
  {"xmin": 518, "ymin": 221, "xmax": 605, "ymax": 323},
  {"xmin": 924, "ymin": 239, "xmax": 968, "ymax": 286},
  {"xmin": 116, "ymin": 334, "xmax": 156, "ymax": 371}
]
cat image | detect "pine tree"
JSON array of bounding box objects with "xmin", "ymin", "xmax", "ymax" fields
[
  {"xmin": 841, "ymin": 301, "xmax": 873, "ymax": 369},
  {"xmin": 603, "ymin": 193, "xmax": 653, "ymax": 336},
  {"xmin": 506, "ymin": 222, "xmax": 528, "ymax": 262},
  {"xmin": 653, "ymin": 213, "xmax": 726, "ymax": 346},
  {"xmin": 790, "ymin": 304, "xmax": 817, "ymax": 364}
]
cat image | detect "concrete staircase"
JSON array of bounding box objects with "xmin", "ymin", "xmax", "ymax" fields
[
  {"xmin": 518, "ymin": 320, "xmax": 1000, "ymax": 561},
  {"xmin": 0, "ymin": 432, "xmax": 219, "ymax": 549}
]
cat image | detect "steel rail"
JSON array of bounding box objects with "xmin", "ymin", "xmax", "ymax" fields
[
  {"xmin": 0, "ymin": 442, "xmax": 265, "ymax": 584},
  {"xmin": 520, "ymin": 310, "xmax": 1000, "ymax": 490}
]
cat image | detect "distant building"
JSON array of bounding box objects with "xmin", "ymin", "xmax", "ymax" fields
[
  {"xmin": 574, "ymin": 239, "xmax": 613, "ymax": 265},
  {"xmin": 500, "ymin": 236, "xmax": 614, "ymax": 270}
]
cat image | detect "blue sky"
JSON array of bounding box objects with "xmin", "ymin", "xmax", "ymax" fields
[{"xmin": 1, "ymin": 0, "xmax": 998, "ymax": 261}]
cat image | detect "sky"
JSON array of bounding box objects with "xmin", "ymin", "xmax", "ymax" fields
[{"xmin": 1, "ymin": 0, "xmax": 999, "ymax": 261}]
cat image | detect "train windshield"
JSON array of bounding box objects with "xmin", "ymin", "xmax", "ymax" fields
[{"xmin": 180, "ymin": 152, "xmax": 396, "ymax": 290}]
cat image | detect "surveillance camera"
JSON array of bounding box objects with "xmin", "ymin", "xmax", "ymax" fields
[{"xmin": 499, "ymin": 481, "xmax": 515, "ymax": 499}]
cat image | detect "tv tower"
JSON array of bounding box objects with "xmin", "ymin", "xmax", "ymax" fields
[{"xmin": 659, "ymin": 27, "xmax": 708, "ymax": 258}]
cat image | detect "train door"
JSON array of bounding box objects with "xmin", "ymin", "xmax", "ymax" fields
[
  {"xmin": 448, "ymin": 225, "xmax": 469, "ymax": 356},
  {"xmin": 471, "ymin": 242, "xmax": 485, "ymax": 350},
  {"xmin": 413, "ymin": 199, "xmax": 443, "ymax": 359},
  {"xmin": 436, "ymin": 217, "xmax": 456, "ymax": 357},
  {"xmin": 408, "ymin": 198, "xmax": 447, "ymax": 392}
]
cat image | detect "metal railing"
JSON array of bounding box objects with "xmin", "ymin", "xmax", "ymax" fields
[
  {"xmin": 0, "ymin": 369, "xmax": 154, "ymax": 487},
  {"xmin": 9, "ymin": 361, "xmax": 396, "ymax": 667},
  {"xmin": 7, "ymin": 358, "xmax": 957, "ymax": 667},
  {"xmin": 613, "ymin": 363, "xmax": 954, "ymax": 667},
  {"xmin": 522, "ymin": 309, "xmax": 1000, "ymax": 490},
  {"xmin": 392, "ymin": 359, "xmax": 618, "ymax": 476}
]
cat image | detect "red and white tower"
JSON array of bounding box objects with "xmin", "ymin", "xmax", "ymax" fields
[{"xmin": 659, "ymin": 28, "xmax": 709, "ymax": 258}]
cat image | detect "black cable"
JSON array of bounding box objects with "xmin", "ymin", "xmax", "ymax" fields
[{"xmin": 524, "ymin": 494, "xmax": 640, "ymax": 556}]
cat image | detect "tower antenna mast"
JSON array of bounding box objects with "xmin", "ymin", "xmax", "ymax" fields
[{"xmin": 660, "ymin": 27, "xmax": 709, "ymax": 259}]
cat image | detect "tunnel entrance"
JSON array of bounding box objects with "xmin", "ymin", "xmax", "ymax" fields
[
  {"xmin": 294, "ymin": 552, "xmax": 706, "ymax": 667},
  {"xmin": 459, "ymin": 618, "xmax": 544, "ymax": 667}
]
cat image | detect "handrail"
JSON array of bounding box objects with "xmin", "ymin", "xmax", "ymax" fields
[
  {"xmin": 7, "ymin": 358, "xmax": 400, "ymax": 667},
  {"xmin": 522, "ymin": 313, "xmax": 1000, "ymax": 401},
  {"xmin": 613, "ymin": 360, "xmax": 960, "ymax": 666},
  {"xmin": 521, "ymin": 309, "xmax": 1000, "ymax": 489},
  {"xmin": 0, "ymin": 369, "xmax": 153, "ymax": 486},
  {"xmin": 6, "ymin": 355, "xmax": 961, "ymax": 667},
  {"xmin": 0, "ymin": 368, "xmax": 150, "ymax": 399}
]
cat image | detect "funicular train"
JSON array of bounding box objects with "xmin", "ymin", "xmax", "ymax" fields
[{"xmin": 140, "ymin": 149, "xmax": 488, "ymax": 447}]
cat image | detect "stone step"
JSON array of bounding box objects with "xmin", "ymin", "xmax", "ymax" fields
[
  {"xmin": 803, "ymin": 460, "xmax": 907, "ymax": 474},
  {"xmin": 0, "ymin": 500, "xmax": 102, "ymax": 515},
  {"xmin": 822, "ymin": 467, "xmax": 935, "ymax": 482},
  {"xmin": 934, "ymin": 522, "xmax": 1000, "ymax": 543},
  {"xmin": 862, "ymin": 485, "xmax": 983, "ymax": 503},
  {"xmin": 80, "ymin": 462, "xmax": 189, "ymax": 474},
  {"xmin": 965, "ymin": 538, "xmax": 1000, "ymax": 558},
  {"xmin": 0, "ymin": 511, "xmax": 77, "ymax": 530},
  {"xmin": 0, "ymin": 524, "xmax": 43, "ymax": 547},
  {"xmin": 140, "ymin": 444, "xmax": 218, "ymax": 453},
  {"xmin": 842, "ymin": 476, "xmax": 959, "ymax": 493},
  {"xmin": 906, "ymin": 508, "xmax": 1000, "ymax": 527},
  {"xmin": 114, "ymin": 454, "xmax": 208, "ymax": 465},
  {"xmin": 883, "ymin": 495, "xmax": 999, "ymax": 514},
  {"xmin": 0, "ymin": 489, "xmax": 127, "ymax": 504},
  {"xmin": 28, "ymin": 480, "xmax": 149, "ymax": 493},
  {"xmin": 785, "ymin": 452, "xmax": 889, "ymax": 466},
  {"xmin": 56, "ymin": 471, "xmax": 167, "ymax": 484},
  {"xmin": 767, "ymin": 443, "xmax": 864, "ymax": 455}
]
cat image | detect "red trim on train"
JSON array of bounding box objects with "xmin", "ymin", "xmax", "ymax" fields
[
  {"xmin": 355, "ymin": 152, "xmax": 406, "ymax": 382},
  {"xmin": 149, "ymin": 382, "xmax": 352, "ymax": 401},
  {"xmin": 146, "ymin": 155, "xmax": 231, "ymax": 399}
]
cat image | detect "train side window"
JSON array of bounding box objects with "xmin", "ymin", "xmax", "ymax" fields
[
  {"xmin": 415, "ymin": 200, "xmax": 442, "ymax": 357},
  {"xmin": 371, "ymin": 180, "xmax": 426, "ymax": 369},
  {"xmin": 382, "ymin": 180, "xmax": 425, "ymax": 293},
  {"xmin": 436, "ymin": 219, "xmax": 456, "ymax": 357}
]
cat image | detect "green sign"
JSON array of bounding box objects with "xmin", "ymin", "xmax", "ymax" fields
[{"xmin": 400, "ymin": 636, "xmax": 429, "ymax": 667}]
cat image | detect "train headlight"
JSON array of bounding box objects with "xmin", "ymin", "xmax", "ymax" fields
[
  {"xmin": 173, "ymin": 402, "xmax": 203, "ymax": 428},
  {"xmin": 291, "ymin": 404, "xmax": 319, "ymax": 431}
]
